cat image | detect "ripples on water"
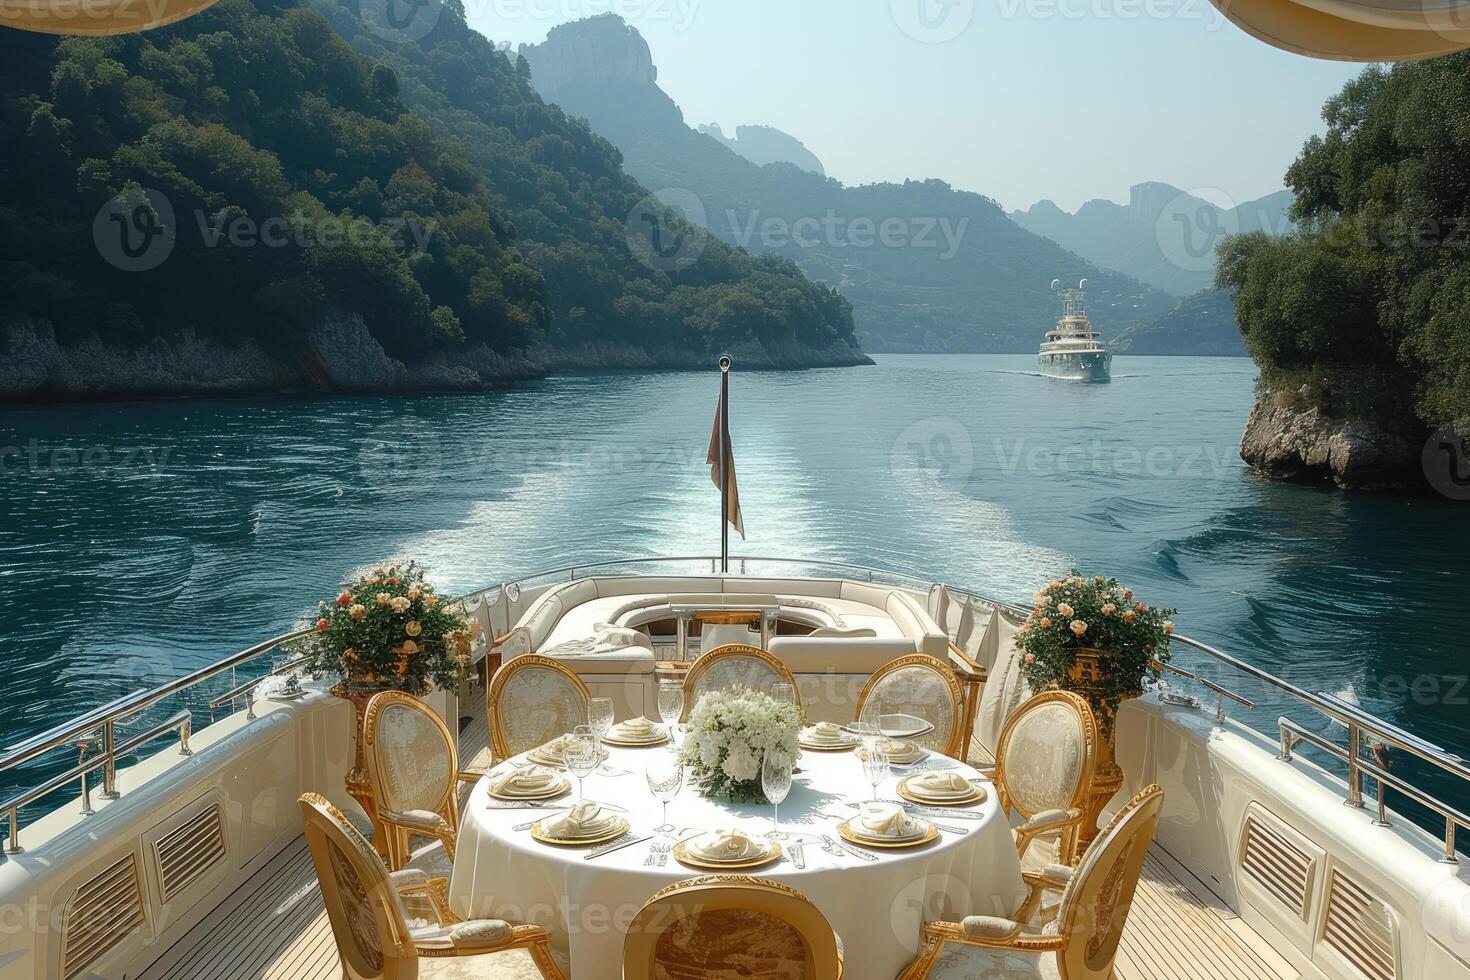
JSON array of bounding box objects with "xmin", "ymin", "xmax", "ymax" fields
[{"xmin": 2, "ymin": 355, "xmax": 1467, "ymax": 814}]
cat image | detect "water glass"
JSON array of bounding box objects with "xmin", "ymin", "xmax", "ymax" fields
[
  {"xmin": 849, "ymin": 720, "xmax": 880, "ymax": 754},
  {"xmin": 769, "ymin": 682, "xmax": 796, "ymax": 708},
  {"xmin": 588, "ymin": 697, "xmax": 614, "ymax": 741},
  {"xmin": 862, "ymin": 747, "xmax": 890, "ymax": 803},
  {"xmin": 762, "ymin": 753, "xmax": 793, "ymax": 840},
  {"xmin": 657, "ymin": 680, "xmax": 684, "ymax": 744},
  {"xmin": 646, "ymin": 749, "xmax": 684, "ymax": 833},
  {"xmin": 565, "ymin": 726, "xmax": 599, "ymax": 801}
]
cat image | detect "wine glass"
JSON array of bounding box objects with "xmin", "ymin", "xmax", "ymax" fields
[
  {"xmin": 849, "ymin": 720, "xmax": 880, "ymax": 755},
  {"xmin": 657, "ymin": 680, "xmax": 684, "ymax": 745},
  {"xmin": 769, "ymin": 682, "xmax": 796, "ymax": 707},
  {"xmin": 646, "ymin": 749, "xmax": 683, "ymax": 834},
  {"xmin": 588, "ymin": 697, "xmax": 614, "ymax": 742},
  {"xmin": 565, "ymin": 726, "xmax": 599, "ymax": 802},
  {"xmin": 762, "ymin": 753, "xmax": 793, "ymax": 840},
  {"xmin": 862, "ymin": 746, "xmax": 890, "ymax": 803}
]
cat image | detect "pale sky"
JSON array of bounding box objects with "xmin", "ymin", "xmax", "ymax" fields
[{"xmin": 466, "ymin": 0, "xmax": 1362, "ymax": 212}]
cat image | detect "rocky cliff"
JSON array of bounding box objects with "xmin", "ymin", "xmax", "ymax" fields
[
  {"xmin": 696, "ymin": 123, "xmax": 826, "ymax": 175},
  {"xmin": 1, "ymin": 317, "xmax": 869, "ymax": 401},
  {"xmin": 1239, "ymin": 390, "xmax": 1426, "ymax": 489}
]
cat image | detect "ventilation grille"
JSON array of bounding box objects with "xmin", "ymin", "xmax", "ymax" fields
[
  {"xmin": 61, "ymin": 854, "xmax": 146, "ymax": 980},
  {"xmin": 1240, "ymin": 810, "xmax": 1313, "ymax": 919},
  {"xmin": 156, "ymin": 803, "xmax": 227, "ymax": 901},
  {"xmin": 1323, "ymin": 870, "xmax": 1397, "ymax": 980}
]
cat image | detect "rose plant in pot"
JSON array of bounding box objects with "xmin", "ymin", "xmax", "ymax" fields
[{"xmin": 1016, "ymin": 574, "xmax": 1177, "ymax": 841}]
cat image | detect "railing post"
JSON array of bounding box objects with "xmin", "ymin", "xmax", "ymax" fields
[
  {"xmin": 1373, "ymin": 778, "xmax": 1390, "ymax": 827},
  {"xmin": 6, "ymin": 807, "xmax": 20, "ymax": 854},
  {"xmin": 1277, "ymin": 719, "xmax": 1294, "ymax": 762},
  {"xmin": 179, "ymin": 716, "xmax": 192, "ymax": 756},
  {"xmin": 1444, "ymin": 819, "xmax": 1459, "ymax": 864},
  {"xmin": 1345, "ymin": 723, "xmax": 1365, "ymax": 809},
  {"xmin": 245, "ymin": 687, "xmax": 256, "ymax": 722},
  {"xmin": 101, "ymin": 720, "xmax": 119, "ymax": 800},
  {"xmin": 1215, "ymin": 691, "xmax": 1227, "ymax": 724}
]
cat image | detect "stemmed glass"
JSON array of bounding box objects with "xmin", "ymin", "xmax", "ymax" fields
[
  {"xmin": 862, "ymin": 746, "xmax": 890, "ymax": 803},
  {"xmin": 762, "ymin": 753, "xmax": 793, "ymax": 840},
  {"xmin": 588, "ymin": 697, "xmax": 614, "ymax": 743},
  {"xmin": 769, "ymin": 682, "xmax": 796, "ymax": 707},
  {"xmin": 849, "ymin": 720, "xmax": 880, "ymax": 755},
  {"xmin": 564, "ymin": 726, "xmax": 599, "ymax": 802},
  {"xmin": 657, "ymin": 679, "xmax": 684, "ymax": 746},
  {"xmin": 646, "ymin": 748, "xmax": 684, "ymax": 834}
]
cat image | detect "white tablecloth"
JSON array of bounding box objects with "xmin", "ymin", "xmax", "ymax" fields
[{"xmin": 449, "ymin": 743, "xmax": 1026, "ymax": 979}]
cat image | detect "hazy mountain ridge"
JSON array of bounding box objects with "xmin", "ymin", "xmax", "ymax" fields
[
  {"xmin": 1011, "ymin": 184, "xmax": 1294, "ymax": 296},
  {"xmin": 1110, "ymin": 289, "xmax": 1245, "ymax": 356},
  {"xmin": 519, "ymin": 14, "xmax": 1175, "ymax": 353},
  {"xmin": 697, "ymin": 123, "xmax": 826, "ymax": 175}
]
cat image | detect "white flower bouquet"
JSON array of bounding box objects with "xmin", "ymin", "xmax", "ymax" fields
[{"xmin": 678, "ymin": 687, "xmax": 803, "ymax": 802}]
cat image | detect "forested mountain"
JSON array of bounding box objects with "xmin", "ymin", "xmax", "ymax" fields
[
  {"xmin": 518, "ymin": 14, "xmax": 1174, "ymax": 353},
  {"xmin": 1011, "ymin": 185, "xmax": 1293, "ymax": 297},
  {"xmin": 0, "ymin": 0, "xmax": 862, "ymax": 399},
  {"xmin": 1109, "ymin": 289, "xmax": 1245, "ymax": 356}
]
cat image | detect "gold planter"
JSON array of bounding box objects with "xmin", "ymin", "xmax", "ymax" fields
[
  {"xmin": 1062, "ymin": 649, "xmax": 1142, "ymax": 847},
  {"xmin": 331, "ymin": 677, "xmax": 398, "ymax": 859}
]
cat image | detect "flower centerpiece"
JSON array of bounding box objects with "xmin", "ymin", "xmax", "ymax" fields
[
  {"xmin": 294, "ymin": 561, "xmax": 476, "ymax": 696},
  {"xmin": 678, "ymin": 687, "xmax": 803, "ymax": 802},
  {"xmin": 1016, "ymin": 575, "xmax": 1177, "ymax": 736}
]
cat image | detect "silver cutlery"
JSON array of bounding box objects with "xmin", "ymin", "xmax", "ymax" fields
[
  {"xmin": 584, "ymin": 832, "xmax": 653, "ymax": 861},
  {"xmin": 844, "ymin": 800, "xmax": 986, "ymax": 820},
  {"xmin": 787, "ymin": 840, "xmax": 805, "ymax": 869},
  {"xmin": 819, "ymin": 834, "xmax": 878, "ymax": 862},
  {"xmin": 644, "ymin": 842, "xmax": 672, "ymax": 867}
]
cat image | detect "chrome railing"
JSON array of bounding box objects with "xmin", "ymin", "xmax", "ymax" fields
[{"xmin": 1, "ymin": 554, "xmax": 1465, "ymax": 862}]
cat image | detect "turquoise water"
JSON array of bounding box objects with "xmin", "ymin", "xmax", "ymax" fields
[{"xmin": 2, "ymin": 355, "xmax": 1467, "ymax": 814}]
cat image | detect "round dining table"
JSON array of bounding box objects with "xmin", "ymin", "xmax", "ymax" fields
[{"xmin": 449, "ymin": 741, "xmax": 1027, "ymax": 979}]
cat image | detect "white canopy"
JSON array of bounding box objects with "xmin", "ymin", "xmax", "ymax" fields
[
  {"xmin": 1210, "ymin": 0, "xmax": 1470, "ymax": 60},
  {"xmin": 0, "ymin": 0, "xmax": 220, "ymax": 35}
]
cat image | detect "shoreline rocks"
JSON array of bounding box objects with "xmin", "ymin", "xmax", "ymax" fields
[
  {"xmin": 0, "ymin": 317, "xmax": 871, "ymax": 403},
  {"xmin": 1239, "ymin": 389, "xmax": 1427, "ymax": 490}
]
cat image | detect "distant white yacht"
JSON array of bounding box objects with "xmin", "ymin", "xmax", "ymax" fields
[{"xmin": 1039, "ymin": 278, "xmax": 1112, "ymax": 382}]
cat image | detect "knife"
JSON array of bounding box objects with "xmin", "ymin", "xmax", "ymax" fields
[
  {"xmin": 834, "ymin": 839, "xmax": 879, "ymax": 862},
  {"xmin": 584, "ymin": 833, "xmax": 653, "ymax": 861}
]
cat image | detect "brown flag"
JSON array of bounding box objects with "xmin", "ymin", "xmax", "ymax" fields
[{"xmin": 707, "ymin": 392, "xmax": 745, "ymax": 539}]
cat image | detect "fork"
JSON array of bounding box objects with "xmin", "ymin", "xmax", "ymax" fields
[{"xmin": 820, "ymin": 833, "xmax": 878, "ymax": 862}]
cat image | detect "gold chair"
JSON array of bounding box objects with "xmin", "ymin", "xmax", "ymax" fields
[
  {"xmin": 989, "ymin": 690, "xmax": 1099, "ymax": 872},
  {"xmin": 855, "ymin": 654, "xmax": 967, "ymax": 758},
  {"xmin": 623, "ymin": 874, "xmax": 842, "ymax": 979},
  {"xmin": 298, "ymin": 792, "xmax": 565, "ymax": 980},
  {"xmin": 487, "ymin": 654, "xmax": 590, "ymax": 761},
  {"xmin": 363, "ymin": 692, "xmax": 480, "ymax": 874},
  {"xmin": 898, "ymin": 784, "xmax": 1165, "ymax": 980},
  {"xmin": 681, "ymin": 643, "xmax": 801, "ymax": 720}
]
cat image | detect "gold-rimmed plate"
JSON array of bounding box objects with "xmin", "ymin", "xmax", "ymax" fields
[
  {"xmin": 838, "ymin": 818, "xmax": 940, "ymax": 849},
  {"xmin": 673, "ymin": 839, "xmax": 783, "ymax": 871},
  {"xmin": 529, "ymin": 815, "xmax": 630, "ymax": 847},
  {"xmin": 799, "ymin": 739, "xmax": 857, "ymax": 752},
  {"xmin": 896, "ymin": 775, "xmax": 987, "ymax": 807},
  {"xmin": 858, "ymin": 748, "xmax": 928, "ymax": 766},
  {"xmin": 525, "ymin": 747, "xmax": 610, "ymax": 770},
  {"xmin": 487, "ymin": 778, "xmax": 570, "ymax": 802},
  {"xmin": 601, "ymin": 732, "xmax": 670, "ymax": 748}
]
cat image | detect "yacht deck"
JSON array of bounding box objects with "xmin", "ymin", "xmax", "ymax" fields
[{"xmin": 138, "ymin": 689, "xmax": 1297, "ymax": 980}]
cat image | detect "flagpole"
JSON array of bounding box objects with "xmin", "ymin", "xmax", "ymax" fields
[{"xmin": 718, "ymin": 355, "xmax": 732, "ymax": 573}]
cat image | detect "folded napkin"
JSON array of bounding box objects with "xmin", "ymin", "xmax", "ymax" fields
[
  {"xmin": 910, "ymin": 771, "xmax": 973, "ymax": 796},
  {"xmin": 804, "ymin": 722, "xmax": 846, "ymax": 743},
  {"xmin": 858, "ymin": 802, "xmax": 919, "ymax": 838},
  {"xmin": 615, "ymin": 716, "xmax": 659, "ymax": 738},
  {"xmin": 492, "ymin": 765, "xmax": 558, "ymax": 795},
  {"xmin": 877, "ymin": 737, "xmax": 922, "ymax": 759},
  {"xmin": 687, "ymin": 827, "xmax": 764, "ymax": 861},
  {"xmin": 543, "ymin": 801, "xmax": 613, "ymax": 839}
]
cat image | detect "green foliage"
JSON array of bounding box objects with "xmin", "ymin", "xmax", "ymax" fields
[
  {"xmin": 0, "ymin": 0, "xmax": 854, "ymax": 370},
  {"xmin": 1017, "ymin": 576, "xmax": 1177, "ymax": 736},
  {"xmin": 1217, "ymin": 54, "xmax": 1470, "ymax": 426},
  {"xmin": 292, "ymin": 561, "xmax": 474, "ymax": 696}
]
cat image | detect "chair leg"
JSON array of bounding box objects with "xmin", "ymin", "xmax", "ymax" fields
[{"xmin": 527, "ymin": 935, "xmax": 566, "ymax": 980}]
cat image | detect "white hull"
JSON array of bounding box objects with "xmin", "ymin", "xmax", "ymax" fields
[{"xmin": 1038, "ymin": 348, "xmax": 1112, "ymax": 381}]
